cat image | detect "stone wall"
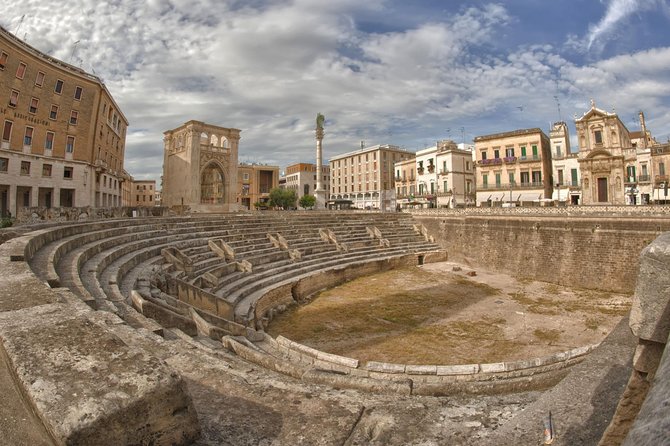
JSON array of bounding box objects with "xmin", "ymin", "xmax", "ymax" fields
[
  {"xmin": 14, "ymin": 205, "xmax": 169, "ymax": 224},
  {"xmin": 414, "ymin": 214, "xmax": 670, "ymax": 293}
]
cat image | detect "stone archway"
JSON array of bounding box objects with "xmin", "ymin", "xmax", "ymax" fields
[{"xmin": 201, "ymin": 163, "xmax": 226, "ymax": 204}]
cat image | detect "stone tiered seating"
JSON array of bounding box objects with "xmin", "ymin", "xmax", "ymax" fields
[{"xmin": 23, "ymin": 211, "xmax": 444, "ymax": 355}]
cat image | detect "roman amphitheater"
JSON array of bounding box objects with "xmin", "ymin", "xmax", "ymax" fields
[{"xmin": 0, "ymin": 207, "xmax": 669, "ymax": 446}]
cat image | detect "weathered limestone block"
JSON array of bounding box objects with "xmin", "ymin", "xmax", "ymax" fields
[
  {"xmin": 632, "ymin": 340, "xmax": 665, "ymax": 377},
  {"xmin": 0, "ymin": 304, "xmax": 200, "ymax": 446},
  {"xmin": 201, "ymin": 271, "xmax": 219, "ymax": 288},
  {"xmin": 288, "ymin": 249, "xmax": 302, "ymax": 261},
  {"xmin": 161, "ymin": 247, "xmax": 193, "ymax": 273},
  {"xmin": 629, "ymin": 233, "xmax": 670, "ymax": 343},
  {"xmin": 266, "ymin": 233, "xmax": 280, "ymax": 249},
  {"xmin": 622, "ymin": 333, "xmax": 670, "ymax": 446},
  {"xmin": 208, "ymin": 239, "xmax": 235, "ymax": 262},
  {"xmin": 235, "ymin": 260, "xmax": 253, "ymax": 273},
  {"xmin": 277, "ymin": 233, "xmax": 289, "ymax": 251}
]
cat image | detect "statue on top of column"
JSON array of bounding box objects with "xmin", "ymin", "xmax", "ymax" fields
[{"xmin": 316, "ymin": 113, "xmax": 325, "ymax": 131}]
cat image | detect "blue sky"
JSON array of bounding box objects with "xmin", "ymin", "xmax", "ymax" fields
[{"xmin": 3, "ymin": 0, "xmax": 670, "ymax": 181}]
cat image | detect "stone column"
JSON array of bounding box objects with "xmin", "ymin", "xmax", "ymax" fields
[{"xmin": 315, "ymin": 114, "xmax": 327, "ymax": 209}]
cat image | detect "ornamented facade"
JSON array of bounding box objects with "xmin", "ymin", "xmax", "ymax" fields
[
  {"xmin": 162, "ymin": 121, "xmax": 240, "ymax": 212},
  {"xmin": 474, "ymin": 128, "xmax": 553, "ymax": 206},
  {"xmin": 0, "ymin": 25, "xmax": 128, "ymax": 217}
]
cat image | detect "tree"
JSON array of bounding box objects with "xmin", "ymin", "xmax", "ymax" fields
[
  {"xmin": 268, "ymin": 188, "xmax": 297, "ymax": 209},
  {"xmin": 299, "ymin": 194, "xmax": 316, "ymax": 209}
]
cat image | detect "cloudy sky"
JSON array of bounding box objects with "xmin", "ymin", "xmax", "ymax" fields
[{"xmin": 3, "ymin": 0, "xmax": 670, "ymax": 181}]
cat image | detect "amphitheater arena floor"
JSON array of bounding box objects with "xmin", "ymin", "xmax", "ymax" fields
[{"xmin": 267, "ymin": 261, "xmax": 630, "ymax": 366}]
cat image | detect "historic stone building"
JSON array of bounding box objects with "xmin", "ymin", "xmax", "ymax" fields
[
  {"xmin": 283, "ymin": 162, "xmax": 330, "ymax": 203},
  {"xmin": 162, "ymin": 121, "xmax": 240, "ymax": 212},
  {"xmin": 575, "ymin": 101, "xmax": 633, "ymax": 205},
  {"xmin": 130, "ymin": 179, "xmax": 156, "ymax": 207},
  {"xmin": 550, "ymin": 121, "xmax": 581, "ymax": 204},
  {"xmin": 474, "ymin": 128, "xmax": 553, "ymax": 206},
  {"xmin": 0, "ymin": 25, "xmax": 128, "ymax": 217},
  {"xmin": 394, "ymin": 156, "xmax": 416, "ymax": 208},
  {"xmin": 329, "ymin": 143, "xmax": 412, "ymax": 211},
  {"xmin": 236, "ymin": 163, "xmax": 279, "ymax": 210}
]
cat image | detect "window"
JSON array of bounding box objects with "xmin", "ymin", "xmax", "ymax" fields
[
  {"xmin": 558, "ymin": 169, "xmax": 564, "ymax": 185},
  {"xmin": 0, "ymin": 51, "xmax": 7, "ymax": 70},
  {"xmin": 520, "ymin": 146, "xmax": 527, "ymax": 157},
  {"xmin": 35, "ymin": 71, "xmax": 45, "ymax": 87},
  {"xmin": 532, "ymin": 145, "xmax": 538, "ymax": 158},
  {"xmin": 24, "ymin": 127, "xmax": 33, "ymax": 146},
  {"xmin": 482, "ymin": 174, "xmax": 488, "ymax": 186},
  {"xmin": 594, "ymin": 130, "xmax": 603, "ymax": 144},
  {"xmin": 0, "ymin": 157, "xmax": 7, "ymax": 172},
  {"xmin": 55, "ymin": 79, "xmax": 64, "ymax": 94},
  {"xmin": 443, "ymin": 180, "xmax": 448, "ymax": 191},
  {"xmin": 66, "ymin": 136, "xmax": 75, "ymax": 153},
  {"xmin": 29, "ymin": 97, "xmax": 38, "ymax": 114},
  {"xmin": 659, "ymin": 162, "xmax": 666, "ymax": 176},
  {"xmin": 481, "ymin": 151, "xmax": 487, "ymax": 160},
  {"xmin": 521, "ymin": 172, "xmax": 530, "ymax": 184},
  {"xmin": 49, "ymin": 105, "xmax": 58, "ymax": 120},
  {"xmin": 509, "ymin": 172, "xmax": 515, "ymax": 185},
  {"xmin": 44, "ymin": 132, "xmax": 54, "ymax": 150},
  {"xmin": 555, "ymin": 144, "xmax": 562, "ymax": 157},
  {"xmin": 571, "ymin": 169, "xmax": 578, "ymax": 186},
  {"xmin": 74, "ymin": 86, "xmax": 83, "ymax": 100},
  {"xmin": 9, "ymin": 90, "xmax": 18, "ymax": 107},
  {"xmin": 495, "ymin": 173, "xmax": 501, "ymax": 186},
  {"xmin": 16, "ymin": 62, "xmax": 26, "ymax": 79},
  {"xmin": 136, "ymin": 195, "xmax": 140, "ymax": 202},
  {"xmin": 505, "ymin": 147, "xmax": 515, "ymax": 157},
  {"xmin": 494, "ymin": 149, "xmax": 500, "ymax": 159},
  {"xmin": 243, "ymin": 173, "xmax": 249, "ymax": 181},
  {"xmin": 2, "ymin": 121, "xmax": 12, "ymax": 141},
  {"xmin": 42, "ymin": 164, "xmax": 52, "ymax": 177},
  {"xmin": 20, "ymin": 161, "xmax": 30, "ymax": 175},
  {"xmin": 532, "ymin": 170, "xmax": 542, "ymax": 184},
  {"xmin": 69, "ymin": 111, "xmax": 78, "ymax": 125},
  {"xmin": 64, "ymin": 166, "xmax": 73, "ymax": 179}
]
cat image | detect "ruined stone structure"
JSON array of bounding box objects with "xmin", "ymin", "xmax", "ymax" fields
[
  {"xmin": 162, "ymin": 121, "xmax": 240, "ymax": 212},
  {"xmin": 1, "ymin": 209, "xmax": 670, "ymax": 444}
]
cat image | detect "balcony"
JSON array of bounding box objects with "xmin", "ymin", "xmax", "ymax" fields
[
  {"xmin": 503, "ymin": 156, "xmax": 517, "ymax": 164},
  {"xmin": 518, "ymin": 155, "xmax": 541, "ymax": 163},
  {"xmin": 638, "ymin": 174, "xmax": 651, "ymax": 183},
  {"xmin": 95, "ymin": 159, "xmax": 108, "ymax": 173},
  {"xmin": 655, "ymin": 175, "xmax": 668, "ymax": 185},
  {"xmin": 477, "ymin": 182, "xmax": 544, "ymax": 191},
  {"xmin": 477, "ymin": 158, "xmax": 503, "ymax": 166},
  {"xmin": 439, "ymin": 169, "xmax": 449, "ymax": 176}
]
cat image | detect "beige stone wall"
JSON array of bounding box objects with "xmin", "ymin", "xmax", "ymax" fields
[{"xmin": 130, "ymin": 180, "xmax": 156, "ymax": 207}]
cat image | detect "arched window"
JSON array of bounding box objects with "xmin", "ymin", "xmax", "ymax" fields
[
  {"xmin": 221, "ymin": 136, "xmax": 230, "ymax": 149},
  {"xmin": 201, "ymin": 163, "xmax": 226, "ymax": 204}
]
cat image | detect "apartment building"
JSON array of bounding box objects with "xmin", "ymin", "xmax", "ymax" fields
[
  {"xmin": 237, "ymin": 163, "xmax": 279, "ymax": 209},
  {"xmin": 131, "ymin": 179, "xmax": 156, "ymax": 207},
  {"xmin": 283, "ymin": 162, "xmax": 330, "ymax": 202},
  {"xmin": 474, "ymin": 128, "xmax": 553, "ymax": 206},
  {"xmin": 329, "ymin": 143, "xmax": 412, "ymax": 211},
  {"xmin": 0, "ymin": 25, "xmax": 128, "ymax": 217}
]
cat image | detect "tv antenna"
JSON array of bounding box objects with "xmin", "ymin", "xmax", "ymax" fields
[
  {"xmin": 553, "ymin": 95, "xmax": 563, "ymax": 122},
  {"xmin": 70, "ymin": 40, "xmax": 80, "ymax": 63}
]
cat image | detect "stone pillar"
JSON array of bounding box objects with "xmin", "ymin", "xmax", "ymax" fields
[{"xmin": 315, "ymin": 115, "xmax": 327, "ymax": 209}]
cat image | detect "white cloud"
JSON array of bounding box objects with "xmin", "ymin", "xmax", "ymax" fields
[{"xmin": 2, "ymin": 1, "xmax": 670, "ymax": 179}]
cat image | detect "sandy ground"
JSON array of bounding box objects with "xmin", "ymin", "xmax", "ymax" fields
[{"xmin": 268, "ymin": 261, "xmax": 631, "ymax": 365}]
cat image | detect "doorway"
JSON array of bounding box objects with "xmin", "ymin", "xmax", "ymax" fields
[{"xmin": 597, "ymin": 178, "xmax": 608, "ymax": 202}]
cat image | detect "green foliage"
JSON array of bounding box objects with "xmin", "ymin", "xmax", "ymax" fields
[
  {"xmin": 268, "ymin": 188, "xmax": 297, "ymax": 209},
  {"xmin": 0, "ymin": 217, "xmax": 12, "ymax": 228},
  {"xmin": 299, "ymin": 194, "xmax": 316, "ymax": 209}
]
